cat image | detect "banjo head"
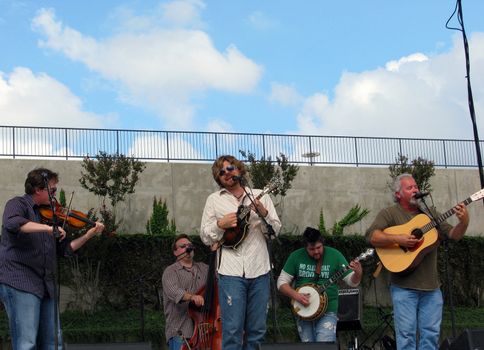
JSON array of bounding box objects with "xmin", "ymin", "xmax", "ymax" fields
[{"xmin": 292, "ymin": 284, "xmax": 328, "ymax": 321}]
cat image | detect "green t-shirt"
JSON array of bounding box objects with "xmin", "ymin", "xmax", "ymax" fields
[{"xmin": 282, "ymin": 246, "xmax": 350, "ymax": 313}]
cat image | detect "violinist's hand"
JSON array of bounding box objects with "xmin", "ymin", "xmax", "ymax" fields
[
  {"xmin": 57, "ymin": 227, "xmax": 67, "ymax": 241},
  {"xmin": 86, "ymin": 221, "xmax": 105, "ymax": 238}
]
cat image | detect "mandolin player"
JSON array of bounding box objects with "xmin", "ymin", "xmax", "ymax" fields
[
  {"xmin": 277, "ymin": 227, "xmax": 362, "ymax": 343},
  {"xmin": 200, "ymin": 155, "xmax": 281, "ymax": 350},
  {"xmin": 366, "ymin": 173, "xmax": 469, "ymax": 350}
]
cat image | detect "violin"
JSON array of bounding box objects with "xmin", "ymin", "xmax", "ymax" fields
[{"xmin": 39, "ymin": 200, "xmax": 96, "ymax": 229}]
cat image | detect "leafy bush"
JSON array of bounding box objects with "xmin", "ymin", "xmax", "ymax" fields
[
  {"xmin": 388, "ymin": 153, "xmax": 435, "ymax": 192},
  {"xmin": 238, "ymin": 150, "xmax": 299, "ymax": 197}
]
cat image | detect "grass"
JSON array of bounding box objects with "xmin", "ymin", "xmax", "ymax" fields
[{"xmin": 1, "ymin": 306, "xmax": 483, "ymax": 349}]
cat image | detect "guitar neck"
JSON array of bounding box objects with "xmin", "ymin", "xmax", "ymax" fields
[{"xmin": 422, "ymin": 196, "xmax": 473, "ymax": 233}]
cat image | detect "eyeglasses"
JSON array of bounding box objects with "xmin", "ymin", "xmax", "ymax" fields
[
  {"xmin": 177, "ymin": 243, "xmax": 191, "ymax": 249},
  {"xmin": 219, "ymin": 165, "xmax": 236, "ymax": 176}
]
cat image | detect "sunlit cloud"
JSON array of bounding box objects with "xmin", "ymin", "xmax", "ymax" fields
[{"xmin": 31, "ymin": 3, "xmax": 262, "ymax": 130}]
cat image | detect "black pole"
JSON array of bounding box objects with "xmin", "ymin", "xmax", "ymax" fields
[
  {"xmin": 418, "ymin": 197, "xmax": 457, "ymax": 338},
  {"xmin": 455, "ymin": 0, "xmax": 484, "ymax": 188},
  {"xmin": 43, "ymin": 175, "xmax": 61, "ymax": 350}
]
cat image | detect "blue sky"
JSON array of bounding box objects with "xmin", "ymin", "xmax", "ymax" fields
[{"xmin": 1, "ymin": 0, "xmax": 484, "ymax": 139}]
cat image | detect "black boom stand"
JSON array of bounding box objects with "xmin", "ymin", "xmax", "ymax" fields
[
  {"xmin": 417, "ymin": 196, "xmax": 457, "ymax": 340},
  {"xmin": 241, "ymin": 181, "xmax": 282, "ymax": 343},
  {"xmin": 359, "ymin": 267, "xmax": 396, "ymax": 350},
  {"xmin": 42, "ymin": 175, "xmax": 62, "ymax": 350}
]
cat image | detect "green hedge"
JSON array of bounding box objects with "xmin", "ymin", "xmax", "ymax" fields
[
  {"xmin": 1, "ymin": 234, "xmax": 482, "ymax": 347},
  {"xmin": 57, "ymin": 234, "xmax": 484, "ymax": 310}
]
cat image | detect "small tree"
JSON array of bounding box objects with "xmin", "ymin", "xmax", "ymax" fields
[
  {"xmin": 319, "ymin": 205, "xmax": 369, "ymax": 236},
  {"xmin": 238, "ymin": 150, "xmax": 299, "ymax": 197},
  {"xmin": 319, "ymin": 208, "xmax": 328, "ymax": 235},
  {"xmin": 59, "ymin": 188, "xmax": 67, "ymax": 207},
  {"xmin": 79, "ymin": 151, "xmax": 146, "ymax": 234},
  {"xmin": 388, "ymin": 153, "xmax": 435, "ymax": 192},
  {"xmin": 146, "ymin": 196, "xmax": 177, "ymax": 236}
]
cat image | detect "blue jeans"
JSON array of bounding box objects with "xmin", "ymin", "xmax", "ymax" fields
[
  {"xmin": 218, "ymin": 273, "xmax": 270, "ymax": 350},
  {"xmin": 296, "ymin": 312, "xmax": 338, "ymax": 342},
  {"xmin": 391, "ymin": 285, "xmax": 443, "ymax": 350},
  {"xmin": 0, "ymin": 283, "xmax": 63, "ymax": 350},
  {"xmin": 167, "ymin": 335, "xmax": 183, "ymax": 350}
]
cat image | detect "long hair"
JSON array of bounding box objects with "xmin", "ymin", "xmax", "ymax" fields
[{"xmin": 211, "ymin": 155, "xmax": 247, "ymax": 187}]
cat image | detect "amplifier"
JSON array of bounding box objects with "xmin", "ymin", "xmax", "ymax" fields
[{"xmin": 337, "ymin": 288, "xmax": 362, "ymax": 331}]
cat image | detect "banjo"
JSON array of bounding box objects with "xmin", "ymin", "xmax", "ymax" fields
[{"xmin": 291, "ymin": 248, "xmax": 374, "ymax": 321}]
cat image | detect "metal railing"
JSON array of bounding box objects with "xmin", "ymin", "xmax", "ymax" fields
[{"xmin": 1, "ymin": 125, "xmax": 483, "ymax": 167}]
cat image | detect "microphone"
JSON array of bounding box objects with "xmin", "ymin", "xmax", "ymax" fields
[
  {"xmin": 414, "ymin": 192, "xmax": 430, "ymax": 199},
  {"xmin": 176, "ymin": 244, "xmax": 195, "ymax": 260},
  {"xmin": 232, "ymin": 175, "xmax": 244, "ymax": 183}
]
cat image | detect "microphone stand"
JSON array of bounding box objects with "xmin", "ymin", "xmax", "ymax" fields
[
  {"xmin": 43, "ymin": 177, "xmax": 61, "ymax": 350},
  {"xmin": 418, "ymin": 196, "xmax": 457, "ymax": 339},
  {"xmin": 240, "ymin": 181, "xmax": 282, "ymax": 342}
]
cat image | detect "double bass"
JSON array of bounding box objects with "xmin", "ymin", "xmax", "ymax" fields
[{"xmin": 181, "ymin": 250, "xmax": 222, "ymax": 350}]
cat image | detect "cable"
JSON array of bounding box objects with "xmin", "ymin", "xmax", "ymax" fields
[{"xmin": 445, "ymin": 0, "xmax": 484, "ymax": 190}]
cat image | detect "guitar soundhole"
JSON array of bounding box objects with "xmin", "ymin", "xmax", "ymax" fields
[{"xmin": 412, "ymin": 228, "xmax": 423, "ymax": 240}]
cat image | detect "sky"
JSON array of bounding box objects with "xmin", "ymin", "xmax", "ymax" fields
[{"xmin": 1, "ymin": 0, "xmax": 484, "ymax": 140}]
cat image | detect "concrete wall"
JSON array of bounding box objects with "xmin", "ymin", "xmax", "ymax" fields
[
  {"xmin": 1, "ymin": 159, "xmax": 483, "ymax": 307},
  {"xmin": 1, "ymin": 159, "xmax": 483, "ymax": 235}
]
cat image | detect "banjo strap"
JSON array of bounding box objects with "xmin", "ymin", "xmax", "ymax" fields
[{"xmin": 313, "ymin": 257, "xmax": 322, "ymax": 283}]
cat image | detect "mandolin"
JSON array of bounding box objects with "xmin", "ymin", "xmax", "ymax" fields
[{"xmin": 221, "ymin": 179, "xmax": 280, "ymax": 249}]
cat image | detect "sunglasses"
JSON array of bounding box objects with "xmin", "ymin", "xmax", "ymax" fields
[{"xmin": 219, "ymin": 165, "xmax": 236, "ymax": 176}]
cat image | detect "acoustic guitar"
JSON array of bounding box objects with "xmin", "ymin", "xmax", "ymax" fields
[
  {"xmin": 376, "ymin": 189, "xmax": 484, "ymax": 274},
  {"xmin": 221, "ymin": 179, "xmax": 280, "ymax": 249}
]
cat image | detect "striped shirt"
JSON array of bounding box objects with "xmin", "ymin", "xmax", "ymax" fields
[
  {"xmin": 0, "ymin": 194, "xmax": 73, "ymax": 299},
  {"xmin": 162, "ymin": 260, "xmax": 208, "ymax": 341},
  {"xmin": 200, "ymin": 187, "xmax": 281, "ymax": 278}
]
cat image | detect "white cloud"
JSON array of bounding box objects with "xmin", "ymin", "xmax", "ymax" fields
[
  {"xmin": 385, "ymin": 53, "xmax": 428, "ymax": 72},
  {"xmin": 161, "ymin": 0, "xmax": 206, "ymax": 28},
  {"xmin": 205, "ymin": 119, "xmax": 234, "ymax": 133},
  {"xmin": 127, "ymin": 133, "xmax": 202, "ymax": 160},
  {"xmin": 269, "ymin": 82, "xmax": 302, "ymax": 107},
  {"xmin": 107, "ymin": 0, "xmax": 205, "ymax": 33},
  {"xmin": 247, "ymin": 11, "xmax": 278, "ymax": 30},
  {"xmin": 0, "ymin": 67, "xmax": 108, "ymax": 128},
  {"xmin": 296, "ymin": 33, "xmax": 484, "ymax": 139},
  {"xmin": 31, "ymin": 5, "xmax": 262, "ymax": 130}
]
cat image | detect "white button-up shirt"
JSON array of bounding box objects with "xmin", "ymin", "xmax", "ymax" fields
[{"xmin": 200, "ymin": 187, "xmax": 281, "ymax": 278}]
